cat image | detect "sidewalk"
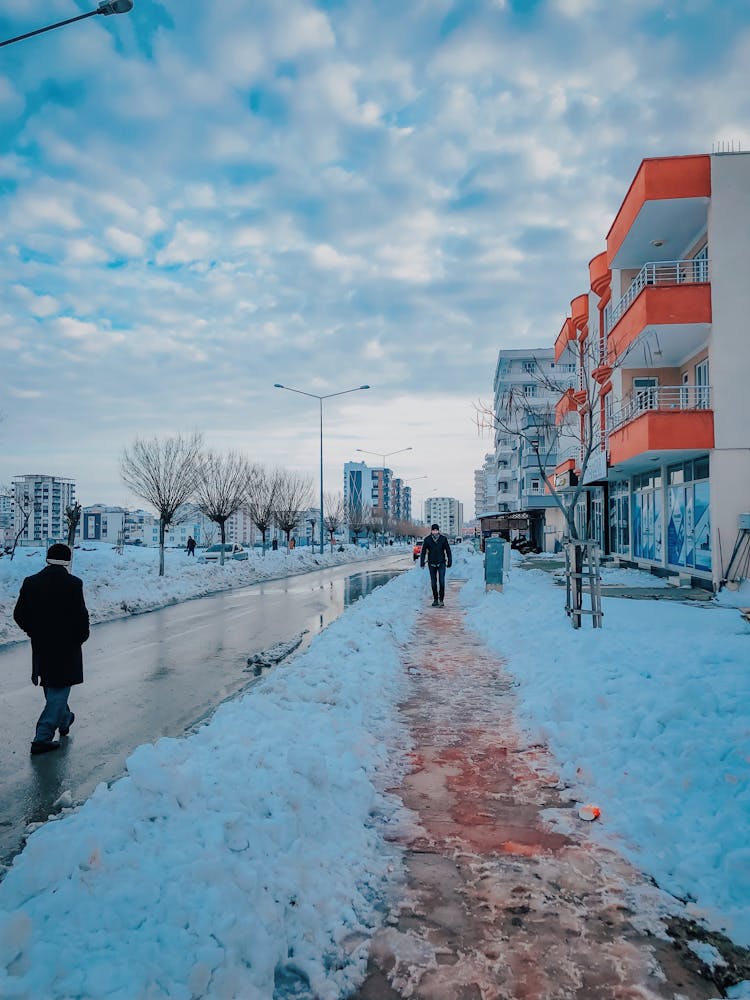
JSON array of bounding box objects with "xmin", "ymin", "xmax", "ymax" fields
[{"xmin": 354, "ymin": 579, "xmax": 718, "ymax": 1000}]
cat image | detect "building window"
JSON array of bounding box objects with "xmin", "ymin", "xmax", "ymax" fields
[
  {"xmin": 523, "ymin": 360, "xmax": 535, "ymax": 373},
  {"xmin": 666, "ymin": 458, "xmax": 711, "ymax": 572},
  {"xmin": 524, "ymin": 384, "xmax": 538, "ymax": 398}
]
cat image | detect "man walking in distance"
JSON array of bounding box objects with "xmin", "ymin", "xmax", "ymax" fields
[
  {"xmin": 13, "ymin": 543, "xmax": 90, "ymax": 756},
  {"xmin": 420, "ymin": 523, "xmax": 452, "ymax": 608}
]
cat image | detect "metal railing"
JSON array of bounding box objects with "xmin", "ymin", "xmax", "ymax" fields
[
  {"xmin": 608, "ymin": 384, "xmax": 712, "ymax": 432},
  {"xmin": 605, "ymin": 258, "xmax": 710, "ymax": 334}
]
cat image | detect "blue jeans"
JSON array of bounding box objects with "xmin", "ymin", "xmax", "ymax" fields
[
  {"xmin": 34, "ymin": 686, "xmax": 73, "ymax": 743},
  {"xmin": 428, "ymin": 564, "xmax": 446, "ymax": 600}
]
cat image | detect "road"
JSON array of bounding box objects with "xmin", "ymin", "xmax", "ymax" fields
[{"xmin": 0, "ymin": 554, "xmax": 409, "ymax": 866}]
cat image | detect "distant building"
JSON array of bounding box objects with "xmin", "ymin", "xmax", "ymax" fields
[
  {"xmin": 474, "ymin": 454, "xmax": 498, "ymax": 519},
  {"xmin": 12, "ymin": 474, "xmax": 76, "ymax": 546},
  {"xmin": 424, "ymin": 497, "xmax": 463, "ymax": 538},
  {"xmin": 81, "ymin": 505, "xmax": 127, "ymax": 543}
]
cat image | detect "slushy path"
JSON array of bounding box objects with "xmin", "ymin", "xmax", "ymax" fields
[{"xmin": 355, "ymin": 579, "xmax": 717, "ymax": 1000}]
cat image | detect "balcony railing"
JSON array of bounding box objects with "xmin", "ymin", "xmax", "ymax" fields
[
  {"xmin": 608, "ymin": 385, "xmax": 712, "ymax": 432},
  {"xmin": 605, "ymin": 258, "xmax": 710, "ymax": 334}
]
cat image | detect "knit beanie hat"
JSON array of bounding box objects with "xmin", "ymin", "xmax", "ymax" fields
[{"xmin": 47, "ymin": 543, "xmax": 72, "ymax": 564}]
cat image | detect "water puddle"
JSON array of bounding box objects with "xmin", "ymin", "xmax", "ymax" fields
[{"xmin": 344, "ymin": 570, "xmax": 404, "ymax": 606}]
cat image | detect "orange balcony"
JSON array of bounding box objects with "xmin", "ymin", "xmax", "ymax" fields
[
  {"xmin": 607, "ymin": 280, "xmax": 711, "ymax": 363},
  {"xmin": 608, "ymin": 385, "xmax": 714, "ymax": 468},
  {"xmin": 589, "ymin": 251, "xmax": 611, "ymax": 299},
  {"xmin": 607, "ymin": 155, "xmax": 710, "ymax": 268},
  {"xmin": 554, "ymin": 317, "xmax": 575, "ymax": 363},
  {"xmin": 571, "ymin": 293, "xmax": 589, "ymax": 342}
]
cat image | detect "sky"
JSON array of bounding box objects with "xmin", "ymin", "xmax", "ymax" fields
[
  {"xmin": 1, "ymin": 0, "xmax": 750, "ymax": 515},
  {"xmin": 2, "ymin": 546, "xmax": 749, "ymax": 997}
]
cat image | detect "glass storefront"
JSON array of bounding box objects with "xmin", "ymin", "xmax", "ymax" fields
[
  {"xmin": 632, "ymin": 470, "xmax": 663, "ymax": 563},
  {"xmin": 667, "ymin": 458, "xmax": 711, "ymax": 572}
]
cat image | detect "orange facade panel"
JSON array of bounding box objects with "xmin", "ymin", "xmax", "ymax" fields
[
  {"xmin": 607, "ymin": 284, "xmax": 712, "ymax": 361},
  {"xmin": 607, "ymin": 155, "xmax": 711, "ymax": 266},
  {"xmin": 554, "ymin": 317, "xmax": 575, "ymax": 363},
  {"xmin": 609, "ymin": 410, "xmax": 714, "ymax": 467},
  {"xmin": 589, "ymin": 251, "xmax": 611, "ymax": 298}
]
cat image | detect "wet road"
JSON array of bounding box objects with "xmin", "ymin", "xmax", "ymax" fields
[{"xmin": 0, "ymin": 555, "xmax": 408, "ymax": 866}]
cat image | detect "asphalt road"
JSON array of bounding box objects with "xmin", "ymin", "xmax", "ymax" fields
[{"xmin": 0, "ymin": 554, "xmax": 409, "ymax": 866}]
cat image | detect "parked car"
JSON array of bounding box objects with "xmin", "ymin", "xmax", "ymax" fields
[
  {"xmin": 199, "ymin": 542, "xmax": 248, "ymax": 563},
  {"xmin": 412, "ymin": 541, "xmax": 423, "ymax": 561}
]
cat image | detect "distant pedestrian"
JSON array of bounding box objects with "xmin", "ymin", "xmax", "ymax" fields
[
  {"xmin": 13, "ymin": 543, "xmax": 90, "ymax": 755},
  {"xmin": 420, "ymin": 523, "xmax": 452, "ymax": 608},
  {"xmin": 289, "ymin": 536, "xmax": 296, "ymax": 551},
  {"xmin": 272, "ymin": 538, "xmax": 278, "ymax": 551},
  {"xmin": 186, "ymin": 536, "xmax": 196, "ymax": 556}
]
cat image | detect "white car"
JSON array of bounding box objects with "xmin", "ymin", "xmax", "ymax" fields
[{"xmin": 199, "ymin": 542, "xmax": 248, "ymax": 563}]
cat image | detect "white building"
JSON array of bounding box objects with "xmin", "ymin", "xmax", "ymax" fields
[
  {"xmin": 81, "ymin": 505, "xmax": 127, "ymax": 543},
  {"xmin": 12, "ymin": 474, "xmax": 76, "ymax": 546},
  {"xmin": 474, "ymin": 454, "xmax": 498, "ymax": 519},
  {"xmin": 424, "ymin": 497, "xmax": 463, "ymax": 538}
]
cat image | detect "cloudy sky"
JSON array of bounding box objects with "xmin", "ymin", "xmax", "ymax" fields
[{"xmin": 1, "ymin": 0, "xmax": 749, "ymax": 515}]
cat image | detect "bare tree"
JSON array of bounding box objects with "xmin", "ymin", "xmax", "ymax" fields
[
  {"xmin": 195, "ymin": 451, "xmax": 250, "ymax": 566},
  {"xmin": 246, "ymin": 464, "xmax": 280, "ymax": 555},
  {"xmin": 120, "ymin": 432, "xmax": 203, "ymax": 576},
  {"xmin": 274, "ymin": 470, "xmax": 313, "ymax": 550},
  {"xmin": 64, "ymin": 502, "xmax": 82, "ymax": 548},
  {"xmin": 323, "ymin": 492, "xmax": 345, "ymax": 552},
  {"xmin": 346, "ymin": 499, "xmax": 371, "ymax": 546}
]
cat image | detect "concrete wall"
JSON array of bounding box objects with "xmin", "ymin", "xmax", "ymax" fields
[{"xmin": 708, "ymin": 153, "xmax": 750, "ymax": 584}]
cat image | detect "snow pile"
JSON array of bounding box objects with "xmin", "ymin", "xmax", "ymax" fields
[
  {"xmin": 0, "ymin": 542, "xmax": 405, "ymax": 645},
  {"xmin": 460, "ymin": 549, "xmax": 750, "ymax": 946},
  {"xmin": 0, "ymin": 567, "xmax": 425, "ymax": 1000}
]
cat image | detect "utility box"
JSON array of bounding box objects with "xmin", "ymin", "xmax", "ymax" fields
[{"xmin": 484, "ymin": 537, "xmax": 509, "ymax": 592}]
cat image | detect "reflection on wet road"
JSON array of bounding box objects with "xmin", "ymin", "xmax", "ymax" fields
[{"xmin": 0, "ymin": 556, "xmax": 407, "ymax": 866}]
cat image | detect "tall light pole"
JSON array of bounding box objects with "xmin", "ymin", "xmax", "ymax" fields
[
  {"xmin": 274, "ymin": 382, "xmax": 370, "ymax": 555},
  {"xmin": 1, "ymin": 1, "xmax": 133, "ymax": 48}
]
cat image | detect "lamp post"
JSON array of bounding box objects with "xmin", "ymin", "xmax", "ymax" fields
[
  {"xmin": 1, "ymin": 1, "xmax": 133, "ymax": 48},
  {"xmin": 274, "ymin": 382, "xmax": 370, "ymax": 556}
]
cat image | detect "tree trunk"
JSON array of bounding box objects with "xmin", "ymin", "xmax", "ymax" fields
[
  {"xmin": 261, "ymin": 527, "xmax": 267, "ymax": 555},
  {"xmin": 219, "ymin": 518, "xmax": 227, "ymax": 566},
  {"xmin": 159, "ymin": 518, "xmax": 166, "ymax": 577}
]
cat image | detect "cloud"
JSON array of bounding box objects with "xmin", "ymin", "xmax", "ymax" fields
[{"xmin": 1, "ymin": 0, "xmax": 748, "ymax": 512}]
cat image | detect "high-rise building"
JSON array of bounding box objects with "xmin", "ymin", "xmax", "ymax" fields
[
  {"xmin": 474, "ymin": 454, "xmax": 498, "ymax": 519},
  {"xmin": 424, "ymin": 497, "xmax": 463, "ymax": 538},
  {"xmin": 12, "ymin": 474, "xmax": 76, "ymax": 546}
]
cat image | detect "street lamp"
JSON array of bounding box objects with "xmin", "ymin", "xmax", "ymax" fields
[
  {"xmin": 355, "ymin": 445, "xmax": 413, "ymax": 469},
  {"xmin": 1, "ymin": 1, "xmax": 133, "ymax": 48},
  {"xmin": 274, "ymin": 382, "xmax": 370, "ymax": 556}
]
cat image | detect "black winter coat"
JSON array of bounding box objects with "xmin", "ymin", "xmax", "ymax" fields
[
  {"xmin": 13, "ymin": 565, "xmax": 90, "ymax": 687},
  {"xmin": 420, "ymin": 533, "xmax": 452, "ymax": 568}
]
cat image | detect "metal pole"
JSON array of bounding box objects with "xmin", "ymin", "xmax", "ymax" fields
[
  {"xmin": 0, "ymin": 10, "xmax": 98, "ymax": 47},
  {"xmin": 319, "ymin": 397, "xmax": 325, "ymax": 556}
]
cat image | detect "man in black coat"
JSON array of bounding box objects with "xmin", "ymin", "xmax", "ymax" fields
[
  {"xmin": 419, "ymin": 523, "xmax": 452, "ymax": 608},
  {"xmin": 13, "ymin": 543, "xmax": 90, "ymax": 755}
]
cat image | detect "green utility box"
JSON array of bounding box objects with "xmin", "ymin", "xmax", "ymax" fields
[{"xmin": 484, "ymin": 537, "xmax": 508, "ymax": 592}]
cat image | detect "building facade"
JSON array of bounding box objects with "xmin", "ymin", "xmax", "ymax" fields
[
  {"xmin": 12, "ymin": 474, "xmax": 76, "ymax": 546},
  {"xmin": 424, "ymin": 497, "xmax": 463, "ymax": 538},
  {"xmin": 492, "ymin": 349, "xmax": 575, "ymax": 550},
  {"xmin": 551, "ymin": 151, "xmax": 750, "ymax": 589},
  {"xmin": 474, "ymin": 454, "xmax": 498, "ymax": 519}
]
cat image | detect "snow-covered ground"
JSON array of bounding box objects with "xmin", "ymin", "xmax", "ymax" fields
[
  {"xmin": 1, "ymin": 546, "xmax": 749, "ymax": 998},
  {"xmin": 0, "ymin": 542, "xmax": 405, "ymax": 646}
]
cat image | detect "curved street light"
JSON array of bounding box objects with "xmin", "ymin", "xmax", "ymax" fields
[
  {"xmin": 274, "ymin": 383, "xmax": 371, "ymax": 555},
  {"xmin": 1, "ymin": 1, "xmax": 133, "ymax": 48},
  {"xmin": 355, "ymin": 445, "xmax": 413, "ymax": 468}
]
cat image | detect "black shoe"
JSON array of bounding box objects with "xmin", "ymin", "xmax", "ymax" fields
[
  {"xmin": 438, "ymin": 600, "xmax": 445, "ymax": 607},
  {"xmin": 31, "ymin": 741, "xmax": 61, "ymax": 755},
  {"xmin": 59, "ymin": 713, "xmax": 75, "ymax": 737},
  {"xmin": 431, "ymin": 599, "xmax": 439, "ymax": 607}
]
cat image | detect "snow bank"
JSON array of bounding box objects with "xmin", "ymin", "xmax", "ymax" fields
[{"xmin": 0, "ymin": 565, "xmax": 425, "ymax": 1000}]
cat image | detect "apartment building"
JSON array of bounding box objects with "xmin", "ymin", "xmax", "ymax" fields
[
  {"xmin": 552, "ymin": 151, "xmax": 750, "ymax": 588},
  {"xmin": 12, "ymin": 474, "xmax": 76, "ymax": 546},
  {"xmin": 344, "ymin": 461, "xmax": 412, "ymax": 523},
  {"xmin": 474, "ymin": 454, "xmax": 498, "ymax": 519},
  {"xmin": 492, "ymin": 349, "xmax": 576, "ymax": 549},
  {"xmin": 424, "ymin": 497, "xmax": 463, "ymax": 538},
  {"xmin": 81, "ymin": 505, "xmax": 127, "ymax": 543}
]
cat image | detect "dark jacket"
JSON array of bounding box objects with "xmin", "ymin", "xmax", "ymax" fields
[
  {"xmin": 420, "ymin": 533, "xmax": 452, "ymax": 569},
  {"xmin": 13, "ymin": 565, "xmax": 90, "ymax": 687}
]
